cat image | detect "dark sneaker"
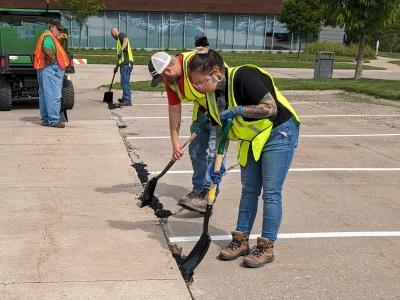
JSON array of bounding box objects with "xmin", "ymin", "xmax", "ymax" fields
[
  {"xmin": 219, "ymin": 231, "xmax": 250, "ymax": 261},
  {"xmin": 179, "ymin": 197, "xmax": 207, "ymax": 213},
  {"xmin": 47, "ymin": 122, "xmax": 65, "ymax": 128},
  {"xmin": 243, "ymin": 237, "xmax": 274, "ymax": 268},
  {"xmin": 41, "ymin": 121, "xmax": 49, "ymax": 126},
  {"xmin": 117, "ymin": 98, "xmax": 124, "ymax": 103},
  {"xmin": 119, "ymin": 101, "xmax": 132, "ymax": 106},
  {"xmin": 178, "ymin": 190, "xmax": 200, "ymax": 206}
]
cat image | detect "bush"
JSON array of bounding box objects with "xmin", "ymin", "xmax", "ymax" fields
[{"xmin": 305, "ymin": 42, "xmax": 375, "ymax": 59}]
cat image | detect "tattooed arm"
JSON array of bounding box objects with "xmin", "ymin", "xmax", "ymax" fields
[
  {"xmin": 242, "ymin": 92, "xmax": 277, "ymax": 119},
  {"xmin": 168, "ymin": 103, "xmax": 184, "ymax": 160}
]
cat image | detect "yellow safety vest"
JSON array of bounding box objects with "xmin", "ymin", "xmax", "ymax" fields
[
  {"xmin": 167, "ymin": 51, "xmax": 207, "ymax": 121},
  {"xmin": 206, "ymin": 65, "xmax": 300, "ymax": 167},
  {"xmin": 116, "ymin": 38, "xmax": 134, "ymax": 65}
]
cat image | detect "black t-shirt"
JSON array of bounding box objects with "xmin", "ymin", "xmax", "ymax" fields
[
  {"xmin": 118, "ymin": 32, "xmax": 131, "ymax": 64},
  {"xmin": 227, "ymin": 66, "xmax": 292, "ymax": 126}
]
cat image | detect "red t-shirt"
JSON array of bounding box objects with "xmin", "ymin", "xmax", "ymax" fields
[{"xmin": 165, "ymin": 54, "xmax": 185, "ymax": 105}]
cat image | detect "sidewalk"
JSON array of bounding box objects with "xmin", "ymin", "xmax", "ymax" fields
[{"xmin": 0, "ymin": 119, "xmax": 190, "ymax": 297}]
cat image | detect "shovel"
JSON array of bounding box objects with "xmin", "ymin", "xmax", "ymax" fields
[
  {"xmin": 140, "ymin": 113, "xmax": 211, "ymax": 208},
  {"xmin": 103, "ymin": 64, "xmax": 119, "ymax": 103},
  {"xmin": 180, "ymin": 119, "xmax": 233, "ymax": 281}
]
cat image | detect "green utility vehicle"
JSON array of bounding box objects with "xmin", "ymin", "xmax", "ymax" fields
[{"xmin": 0, "ymin": 8, "xmax": 74, "ymax": 111}]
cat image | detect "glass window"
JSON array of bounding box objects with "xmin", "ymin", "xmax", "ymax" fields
[
  {"xmin": 205, "ymin": 14, "xmax": 218, "ymax": 49},
  {"xmin": 105, "ymin": 11, "xmax": 119, "ymax": 48},
  {"xmin": 161, "ymin": 13, "xmax": 170, "ymax": 49},
  {"xmin": 218, "ymin": 14, "xmax": 234, "ymax": 49},
  {"xmin": 148, "ymin": 13, "xmax": 162, "ymax": 48},
  {"xmin": 248, "ymin": 15, "xmax": 265, "ymax": 50},
  {"xmin": 119, "ymin": 12, "xmax": 127, "ymax": 36},
  {"xmin": 234, "ymin": 14, "xmax": 248, "ymax": 49},
  {"xmin": 128, "ymin": 12, "xmax": 147, "ymax": 49},
  {"xmin": 273, "ymin": 19, "xmax": 290, "ymax": 50},
  {"xmin": 88, "ymin": 12, "xmax": 104, "ymax": 48},
  {"xmin": 170, "ymin": 13, "xmax": 184, "ymax": 49},
  {"xmin": 71, "ymin": 19, "xmax": 88, "ymax": 48},
  {"xmin": 184, "ymin": 13, "xmax": 205, "ymax": 49}
]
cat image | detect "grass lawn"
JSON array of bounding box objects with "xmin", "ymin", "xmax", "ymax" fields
[
  {"xmin": 73, "ymin": 49, "xmax": 383, "ymax": 70},
  {"xmin": 105, "ymin": 78, "xmax": 400, "ymax": 101},
  {"xmin": 379, "ymin": 51, "xmax": 400, "ymax": 59}
]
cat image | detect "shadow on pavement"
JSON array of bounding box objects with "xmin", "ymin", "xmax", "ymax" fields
[
  {"xmin": 107, "ymin": 219, "xmax": 169, "ymax": 250},
  {"xmin": 20, "ymin": 116, "xmax": 41, "ymax": 124},
  {"xmin": 94, "ymin": 183, "xmax": 140, "ymax": 194}
]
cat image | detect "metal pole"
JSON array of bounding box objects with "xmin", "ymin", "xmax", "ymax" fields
[
  {"xmin": 147, "ymin": 12, "xmax": 150, "ymax": 48},
  {"xmin": 232, "ymin": 14, "xmax": 236, "ymax": 50},
  {"xmin": 183, "ymin": 13, "xmax": 186, "ymax": 49},
  {"xmin": 271, "ymin": 15, "xmax": 275, "ymax": 51},
  {"xmin": 169, "ymin": 14, "xmax": 172, "ymax": 49},
  {"xmin": 103, "ymin": 11, "xmax": 106, "ymax": 48},
  {"xmin": 263, "ymin": 15, "xmax": 267, "ymax": 50},
  {"xmin": 161, "ymin": 13, "xmax": 164, "ymax": 49},
  {"xmin": 87, "ymin": 23, "xmax": 89, "ymax": 48},
  {"xmin": 290, "ymin": 33, "xmax": 293, "ymax": 51},
  {"xmin": 216, "ymin": 14, "xmax": 220, "ymax": 49},
  {"xmin": 246, "ymin": 15, "xmax": 250, "ymax": 49}
]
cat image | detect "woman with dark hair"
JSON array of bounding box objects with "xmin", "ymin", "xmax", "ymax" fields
[{"xmin": 189, "ymin": 38, "xmax": 300, "ymax": 268}]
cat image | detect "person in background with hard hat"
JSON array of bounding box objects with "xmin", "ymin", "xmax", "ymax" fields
[
  {"xmin": 111, "ymin": 27, "xmax": 134, "ymax": 106},
  {"xmin": 147, "ymin": 39, "xmax": 217, "ymax": 214},
  {"xmin": 188, "ymin": 45, "xmax": 300, "ymax": 268},
  {"xmin": 34, "ymin": 18, "xmax": 70, "ymax": 128}
]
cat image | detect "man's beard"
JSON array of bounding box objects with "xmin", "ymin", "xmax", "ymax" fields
[{"xmin": 164, "ymin": 74, "xmax": 179, "ymax": 85}]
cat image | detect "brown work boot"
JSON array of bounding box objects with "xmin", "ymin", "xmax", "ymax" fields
[
  {"xmin": 243, "ymin": 237, "xmax": 274, "ymax": 268},
  {"xmin": 178, "ymin": 190, "xmax": 201, "ymax": 206},
  {"xmin": 178, "ymin": 188, "xmax": 209, "ymax": 213},
  {"xmin": 219, "ymin": 231, "xmax": 250, "ymax": 261}
]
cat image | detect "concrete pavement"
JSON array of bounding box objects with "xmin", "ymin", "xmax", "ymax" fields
[{"xmin": 0, "ymin": 77, "xmax": 191, "ymax": 298}]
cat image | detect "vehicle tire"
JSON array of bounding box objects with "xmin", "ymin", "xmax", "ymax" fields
[
  {"xmin": 61, "ymin": 78, "xmax": 74, "ymax": 110},
  {"xmin": 0, "ymin": 77, "xmax": 12, "ymax": 111}
]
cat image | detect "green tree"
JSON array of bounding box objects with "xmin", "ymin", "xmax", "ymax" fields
[
  {"xmin": 278, "ymin": 0, "xmax": 322, "ymax": 58},
  {"xmin": 322, "ymin": 0, "xmax": 400, "ymax": 79},
  {"xmin": 57, "ymin": 0, "xmax": 105, "ymax": 48}
]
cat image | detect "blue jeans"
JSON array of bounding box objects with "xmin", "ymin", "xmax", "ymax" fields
[
  {"xmin": 37, "ymin": 64, "xmax": 65, "ymax": 124},
  {"xmin": 236, "ymin": 118, "xmax": 299, "ymax": 241},
  {"xmin": 189, "ymin": 116, "xmax": 216, "ymax": 194},
  {"xmin": 120, "ymin": 63, "xmax": 133, "ymax": 103}
]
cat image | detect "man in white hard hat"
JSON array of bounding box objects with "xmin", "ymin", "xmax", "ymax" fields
[{"xmin": 148, "ymin": 51, "xmax": 216, "ymax": 213}]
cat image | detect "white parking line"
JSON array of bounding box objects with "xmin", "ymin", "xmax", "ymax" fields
[
  {"xmin": 148, "ymin": 168, "xmax": 400, "ymax": 175},
  {"xmin": 127, "ymin": 133, "xmax": 400, "ymax": 140},
  {"xmin": 112, "ymin": 114, "xmax": 400, "ymax": 120},
  {"xmin": 168, "ymin": 231, "xmax": 400, "ymax": 243}
]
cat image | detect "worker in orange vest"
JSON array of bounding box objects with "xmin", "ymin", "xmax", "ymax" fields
[{"xmin": 34, "ymin": 19, "xmax": 70, "ymax": 128}]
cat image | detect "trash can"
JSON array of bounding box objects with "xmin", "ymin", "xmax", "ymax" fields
[{"xmin": 314, "ymin": 51, "xmax": 334, "ymax": 79}]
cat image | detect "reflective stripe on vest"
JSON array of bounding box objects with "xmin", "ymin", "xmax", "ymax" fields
[
  {"xmin": 206, "ymin": 65, "xmax": 300, "ymax": 167},
  {"xmin": 167, "ymin": 51, "xmax": 207, "ymax": 121},
  {"xmin": 34, "ymin": 31, "xmax": 70, "ymax": 70},
  {"xmin": 116, "ymin": 38, "xmax": 134, "ymax": 65}
]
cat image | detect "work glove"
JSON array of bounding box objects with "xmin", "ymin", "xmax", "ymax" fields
[
  {"xmin": 221, "ymin": 106, "xmax": 245, "ymax": 121},
  {"xmin": 117, "ymin": 50, "xmax": 122, "ymax": 59},
  {"xmin": 209, "ymin": 160, "xmax": 226, "ymax": 185}
]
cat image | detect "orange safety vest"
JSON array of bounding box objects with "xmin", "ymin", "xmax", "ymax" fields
[{"xmin": 34, "ymin": 31, "xmax": 70, "ymax": 70}]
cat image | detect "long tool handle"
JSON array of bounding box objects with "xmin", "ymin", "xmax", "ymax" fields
[
  {"xmin": 155, "ymin": 132, "xmax": 198, "ymax": 179},
  {"xmin": 108, "ymin": 71, "xmax": 117, "ymax": 92},
  {"xmin": 207, "ymin": 119, "xmax": 233, "ymax": 205},
  {"xmin": 207, "ymin": 154, "xmax": 224, "ymax": 205},
  {"xmin": 109, "ymin": 62, "xmax": 119, "ymax": 92}
]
